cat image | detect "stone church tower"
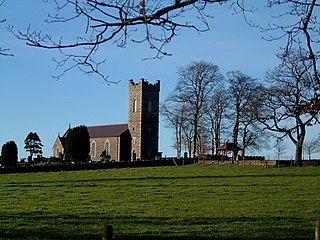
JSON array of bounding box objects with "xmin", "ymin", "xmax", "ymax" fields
[{"xmin": 128, "ymin": 79, "xmax": 160, "ymax": 160}]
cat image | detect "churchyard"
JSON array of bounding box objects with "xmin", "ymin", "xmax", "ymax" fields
[{"xmin": 0, "ymin": 164, "xmax": 319, "ymax": 239}]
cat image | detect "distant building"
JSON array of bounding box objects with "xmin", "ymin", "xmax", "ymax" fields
[{"xmin": 52, "ymin": 79, "xmax": 160, "ymax": 161}]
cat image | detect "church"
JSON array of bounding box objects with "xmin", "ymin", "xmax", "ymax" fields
[{"xmin": 52, "ymin": 79, "xmax": 160, "ymax": 161}]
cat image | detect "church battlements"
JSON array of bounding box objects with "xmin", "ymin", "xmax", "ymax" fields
[{"xmin": 129, "ymin": 78, "xmax": 160, "ymax": 92}]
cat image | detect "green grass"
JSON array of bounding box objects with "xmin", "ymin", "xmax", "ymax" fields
[{"xmin": 0, "ymin": 164, "xmax": 320, "ymax": 239}]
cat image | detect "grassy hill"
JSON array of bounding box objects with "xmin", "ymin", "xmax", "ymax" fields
[{"xmin": 0, "ymin": 164, "xmax": 319, "ymax": 239}]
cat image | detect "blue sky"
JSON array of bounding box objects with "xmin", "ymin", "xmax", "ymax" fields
[{"xmin": 1, "ymin": 1, "xmax": 317, "ymax": 160}]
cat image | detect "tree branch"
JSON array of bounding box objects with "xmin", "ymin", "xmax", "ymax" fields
[{"xmin": 10, "ymin": 0, "xmax": 228, "ymax": 81}]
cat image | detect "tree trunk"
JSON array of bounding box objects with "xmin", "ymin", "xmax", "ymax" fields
[
  {"xmin": 188, "ymin": 140, "xmax": 192, "ymax": 159},
  {"xmin": 179, "ymin": 126, "xmax": 182, "ymax": 158},
  {"xmin": 294, "ymin": 119, "xmax": 305, "ymax": 166},
  {"xmin": 295, "ymin": 141, "xmax": 303, "ymax": 166},
  {"xmin": 241, "ymin": 145, "xmax": 245, "ymax": 160},
  {"xmin": 193, "ymin": 117, "xmax": 198, "ymax": 158},
  {"xmin": 241, "ymin": 127, "xmax": 247, "ymax": 160},
  {"xmin": 232, "ymin": 103, "xmax": 240, "ymax": 162},
  {"xmin": 215, "ymin": 126, "xmax": 221, "ymax": 155},
  {"xmin": 175, "ymin": 124, "xmax": 181, "ymax": 158},
  {"xmin": 211, "ymin": 134, "xmax": 214, "ymax": 156},
  {"xmin": 241, "ymin": 143, "xmax": 246, "ymax": 160},
  {"xmin": 211, "ymin": 122, "xmax": 215, "ymax": 155}
]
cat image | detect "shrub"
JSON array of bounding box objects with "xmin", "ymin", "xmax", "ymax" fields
[
  {"xmin": 64, "ymin": 125, "xmax": 90, "ymax": 163},
  {"xmin": 1, "ymin": 141, "xmax": 18, "ymax": 167}
]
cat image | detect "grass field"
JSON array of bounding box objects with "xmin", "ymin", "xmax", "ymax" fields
[{"xmin": 0, "ymin": 164, "xmax": 319, "ymax": 239}]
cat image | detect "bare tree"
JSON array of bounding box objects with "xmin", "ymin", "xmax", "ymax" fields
[
  {"xmin": 258, "ymin": 49, "xmax": 319, "ymax": 166},
  {"xmin": 162, "ymin": 91, "xmax": 197, "ymax": 158},
  {"xmin": 239, "ymin": 118, "xmax": 270, "ymax": 159},
  {"xmin": 303, "ymin": 137, "xmax": 320, "ymax": 160},
  {"xmin": 161, "ymin": 102, "xmax": 182, "ymax": 158},
  {"xmin": 181, "ymin": 117, "xmax": 194, "ymax": 158},
  {"xmin": 261, "ymin": 0, "xmax": 320, "ymax": 85},
  {"xmin": 235, "ymin": 0, "xmax": 320, "ymax": 86},
  {"xmin": 161, "ymin": 99, "xmax": 188, "ymax": 158},
  {"xmin": 227, "ymin": 70, "xmax": 258, "ymax": 160},
  {"xmin": 167, "ymin": 61, "xmax": 223, "ymax": 158},
  {"xmin": 241, "ymin": 0, "xmax": 320, "ymax": 114},
  {"xmin": 274, "ymin": 137, "xmax": 287, "ymax": 161},
  {"xmin": 206, "ymin": 86, "xmax": 230, "ymax": 155},
  {"xmin": 238, "ymin": 86, "xmax": 271, "ymax": 158},
  {"xmin": 197, "ymin": 121, "xmax": 211, "ymax": 156},
  {"xmin": 10, "ymin": 0, "xmax": 229, "ymax": 82}
]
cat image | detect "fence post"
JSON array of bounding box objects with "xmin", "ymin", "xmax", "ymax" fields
[
  {"xmin": 102, "ymin": 225, "xmax": 113, "ymax": 240},
  {"xmin": 316, "ymin": 220, "xmax": 320, "ymax": 240}
]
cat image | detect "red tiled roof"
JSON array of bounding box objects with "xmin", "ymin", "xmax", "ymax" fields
[
  {"xmin": 87, "ymin": 123, "xmax": 128, "ymax": 138},
  {"xmin": 217, "ymin": 142, "xmax": 242, "ymax": 151}
]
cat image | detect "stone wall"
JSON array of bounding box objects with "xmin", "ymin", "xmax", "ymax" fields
[
  {"xmin": 199, "ymin": 159, "xmax": 277, "ymax": 167},
  {"xmin": 90, "ymin": 136, "xmax": 119, "ymax": 161}
]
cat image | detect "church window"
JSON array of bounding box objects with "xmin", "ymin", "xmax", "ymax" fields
[
  {"xmin": 133, "ymin": 99, "xmax": 137, "ymax": 112},
  {"xmin": 105, "ymin": 141, "xmax": 110, "ymax": 156},
  {"xmin": 147, "ymin": 100, "xmax": 152, "ymax": 112},
  {"xmin": 91, "ymin": 142, "xmax": 96, "ymax": 157}
]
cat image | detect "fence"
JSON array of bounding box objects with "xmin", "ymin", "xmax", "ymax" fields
[{"xmin": 0, "ymin": 158, "xmax": 196, "ymax": 174}]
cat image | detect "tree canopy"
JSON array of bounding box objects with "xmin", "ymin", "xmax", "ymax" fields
[
  {"xmin": 24, "ymin": 132, "xmax": 43, "ymax": 162},
  {"xmin": 64, "ymin": 125, "xmax": 90, "ymax": 162},
  {"xmin": 1, "ymin": 141, "xmax": 18, "ymax": 167}
]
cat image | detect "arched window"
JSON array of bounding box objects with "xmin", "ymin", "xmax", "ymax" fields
[
  {"xmin": 133, "ymin": 99, "xmax": 137, "ymax": 112},
  {"xmin": 105, "ymin": 141, "xmax": 110, "ymax": 157},
  {"xmin": 91, "ymin": 142, "xmax": 96, "ymax": 157},
  {"xmin": 147, "ymin": 100, "xmax": 152, "ymax": 112}
]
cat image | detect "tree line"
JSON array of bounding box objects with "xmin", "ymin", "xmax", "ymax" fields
[
  {"xmin": 0, "ymin": 132, "xmax": 43, "ymax": 167},
  {"xmin": 161, "ymin": 48, "xmax": 320, "ymax": 166},
  {"xmin": 0, "ymin": 125, "xmax": 90, "ymax": 167}
]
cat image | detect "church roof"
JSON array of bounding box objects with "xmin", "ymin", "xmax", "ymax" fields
[
  {"xmin": 87, "ymin": 123, "xmax": 128, "ymax": 138},
  {"xmin": 58, "ymin": 136, "xmax": 66, "ymax": 146}
]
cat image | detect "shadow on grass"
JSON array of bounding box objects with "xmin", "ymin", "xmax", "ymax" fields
[
  {"xmin": 5, "ymin": 172, "xmax": 320, "ymax": 188},
  {"xmin": 116, "ymin": 236, "xmax": 224, "ymax": 240},
  {"xmin": 0, "ymin": 228, "xmax": 312, "ymax": 240},
  {"xmin": 0, "ymin": 213, "xmax": 314, "ymax": 240}
]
